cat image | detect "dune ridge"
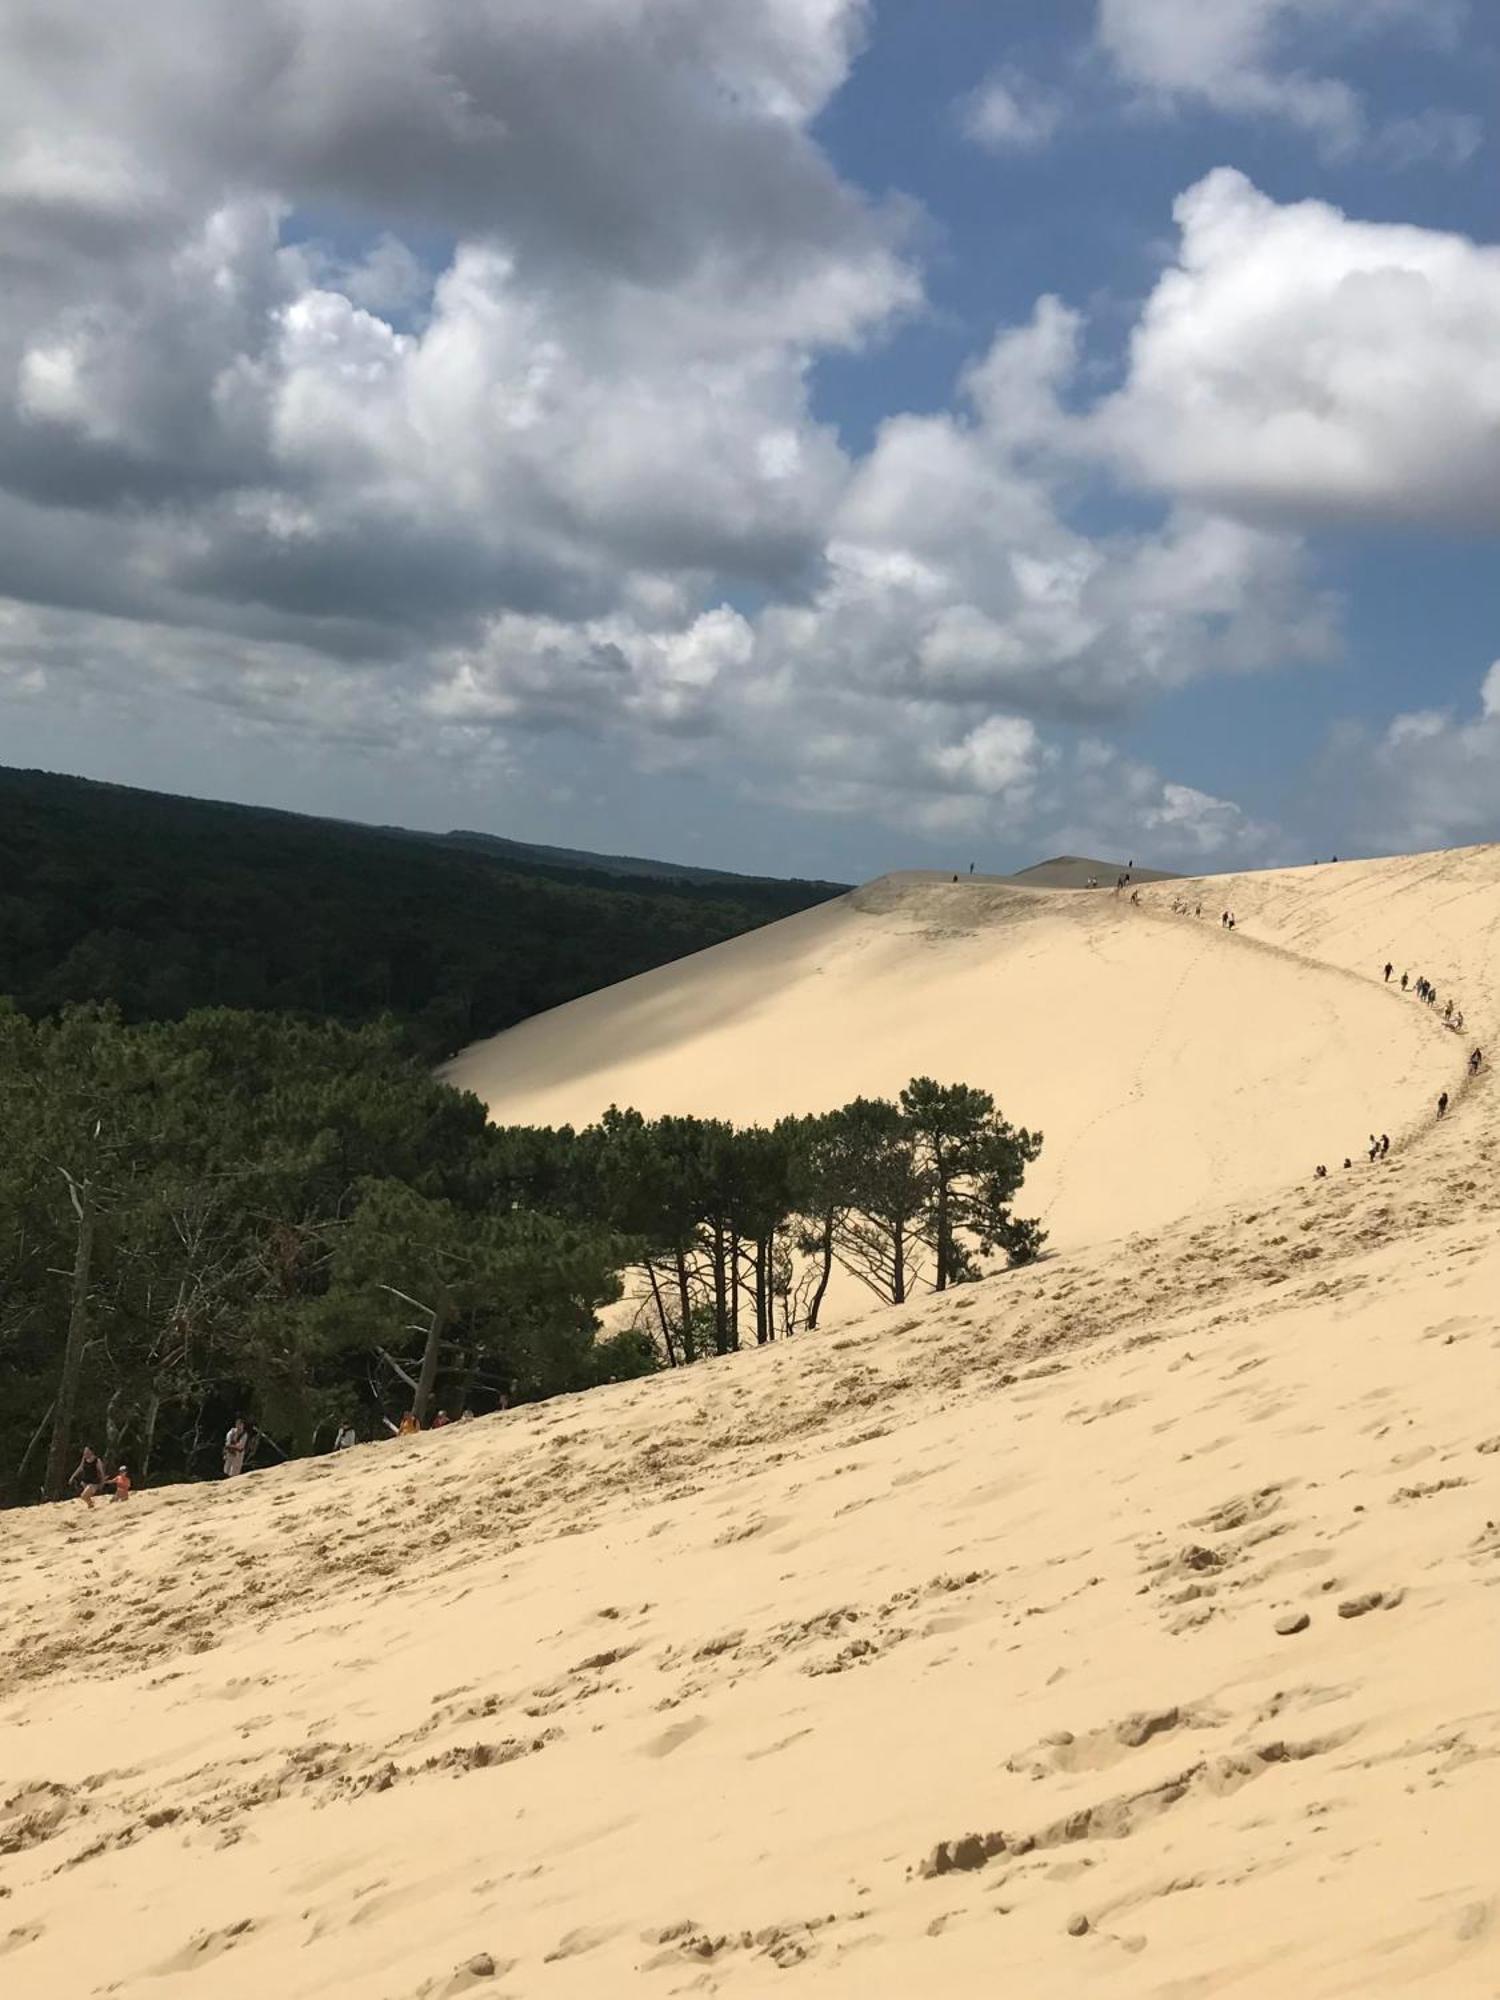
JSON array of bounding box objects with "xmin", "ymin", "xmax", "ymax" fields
[
  {"xmin": 3, "ymin": 846, "xmax": 1499, "ymax": 1997},
  {"xmin": 445, "ymin": 850, "xmax": 1488, "ymax": 1263}
]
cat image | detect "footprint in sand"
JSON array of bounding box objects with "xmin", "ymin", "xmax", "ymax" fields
[
  {"xmin": 543, "ymin": 1925, "xmax": 618, "ymax": 1962},
  {"xmin": 153, "ymin": 1917, "xmax": 257, "ymax": 1974},
  {"xmin": 642, "ymin": 1715, "xmax": 710, "ymax": 1757}
]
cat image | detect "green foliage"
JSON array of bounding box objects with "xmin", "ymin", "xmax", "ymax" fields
[
  {"xmin": 1, "ymin": 994, "xmax": 1042, "ymax": 1507},
  {"xmin": 900, "ymin": 1076, "xmax": 1044, "ymax": 1288},
  {"xmin": 0, "ymin": 766, "xmax": 845, "ymax": 1059},
  {"xmin": 0, "ymin": 1006, "xmax": 626, "ymax": 1504}
]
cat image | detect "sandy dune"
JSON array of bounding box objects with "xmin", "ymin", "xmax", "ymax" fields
[
  {"xmin": 446, "ymin": 853, "xmax": 1477, "ymax": 1260},
  {"xmin": 3, "ymin": 847, "xmax": 1499, "ymax": 1999}
]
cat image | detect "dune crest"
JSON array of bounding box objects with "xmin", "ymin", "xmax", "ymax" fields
[
  {"xmin": 446, "ymin": 849, "xmax": 1493, "ymax": 1268},
  {"xmin": 3, "ymin": 846, "xmax": 1499, "ymax": 1997}
]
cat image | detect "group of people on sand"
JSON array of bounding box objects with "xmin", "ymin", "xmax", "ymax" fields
[
  {"xmin": 64, "ymin": 1398, "xmax": 500, "ymax": 1507},
  {"xmin": 384, "ymin": 1405, "xmax": 481, "ymax": 1437},
  {"xmin": 1315, "ymin": 1131, "xmax": 1393, "ymax": 1178},
  {"xmin": 1120, "ymin": 883, "xmax": 1232, "ymax": 921},
  {"xmin": 70, "ymin": 1420, "xmax": 256, "ymax": 1507},
  {"xmin": 1382, "ymin": 960, "xmax": 1485, "ymax": 1090},
  {"xmin": 1388, "ymin": 963, "xmax": 1470, "ymax": 1036},
  {"xmin": 1312, "ymin": 965, "xmax": 1487, "ymax": 1177},
  {"xmin": 69, "ymin": 1446, "xmax": 130, "ymax": 1507}
]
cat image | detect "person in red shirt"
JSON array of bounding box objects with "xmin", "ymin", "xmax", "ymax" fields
[{"xmin": 111, "ymin": 1466, "xmax": 131, "ymax": 1501}]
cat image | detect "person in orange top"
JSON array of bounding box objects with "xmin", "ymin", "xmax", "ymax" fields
[
  {"xmin": 397, "ymin": 1411, "xmax": 419, "ymax": 1436},
  {"xmin": 111, "ymin": 1466, "xmax": 131, "ymax": 1501}
]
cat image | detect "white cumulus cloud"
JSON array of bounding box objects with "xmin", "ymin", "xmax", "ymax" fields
[
  {"xmin": 958, "ymin": 70, "xmax": 1063, "ymax": 153},
  {"xmin": 1095, "ymin": 0, "xmax": 1470, "ymax": 162},
  {"xmin": 1097, "ymin": 170, "xmax": 1500, "ymax": 530}
]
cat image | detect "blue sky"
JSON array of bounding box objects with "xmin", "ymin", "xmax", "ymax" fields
[{"xmin": 0, "ymin": 0, "xmax": 1496, "ymax": 879}]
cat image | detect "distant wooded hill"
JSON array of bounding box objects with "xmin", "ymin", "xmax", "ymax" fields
[
  {"xmin": 433, "ymin": 826, "xmax": 783, "ymax": 884},
  {"xmin": 0, "ymin": 767, "xmax": 847, "ymax": 1059}
]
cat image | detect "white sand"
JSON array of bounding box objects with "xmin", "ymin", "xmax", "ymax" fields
[{"xmin": 3, "ymin": 846, "xmax": 1498, "ymax": 1998}]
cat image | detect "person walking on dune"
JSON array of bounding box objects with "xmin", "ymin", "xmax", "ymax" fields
[
  {"xmin": 111, "ymin": 1465, "xmax": 131, "ymax": 1502},
  {"xmin": 1470, "ymin": 1047, "xmax": 1484, "ymax": 1075},
  {"xmin": 1401, "ymin": 971, "xmax": 1409, "ymax": 991},
  {"xmin": 1437, "ymin": 1091, "xmax": 1449, "ymax": 1118},
  {"xmin": 223, "ymin": 1416, "xmax": 250, "ymax": 1479},
  {"xmin": 1384, "ymin": 962, "xmax": 1393, "ymax": 982},
  {"xmin": 1380, "ymin": 1133, "xmax": 1390, "ymax": 1157}
]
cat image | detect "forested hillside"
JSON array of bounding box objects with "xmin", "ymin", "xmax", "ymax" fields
[
  {"xmin": 0, "ymin": 767, "xmax": 844, "ymax": 1059},
  {"xmin": 0, "ymin": 1002, "xmax": 1041, "ymax": 1506}
]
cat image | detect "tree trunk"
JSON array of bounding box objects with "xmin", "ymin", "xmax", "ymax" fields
[
  {"xmin": 711, "ymin": 1225, "xmax": 729, "ymax": 1355},
  {"xmin": 454, "ymin": 1350, "xmax": 482, "ymax": 1413},
  {"xmin": 17, "ymin": 1398, "xmax": 57, "ymax": 1488},
  {"xmin": 645, "ymin": 1260, "xmax": 678, "ymax": 1367},
  {"xmin": 729, "ymin": 1226, "xmax": 740, "ymax": 1350},
  {"xmin": 807, "ymin": 1211, "xmax": 835, "ymax": 1331},
  {"xmin": 412, "ymin": 1295, "xmax": 452, "ymax": 1427},
  {"xmin": 934, "ymin": 1176, "xmax": 950, "ymax": 1293},
  {"xmin": 891, "ymin": 1223, "xmax": 906, "ymax": 1306},
  {"xmin": 44, "ymin": 1190, "xmax": 96, "ymax": 1501},
  {"xmin": 140, "ymin": 1394, "xmax": 161, "ymax": 1483},
  {"xmin": 103, "ymin": 1385, "xmax": 129, "ymax": 1468},
  {"xmin": 754, "ymin": 1238, "xmax": 770, "ymax": 1344},
  {"xmin": 674, "ymin": 1249, "xmax": 696, "ymax": 1364}
]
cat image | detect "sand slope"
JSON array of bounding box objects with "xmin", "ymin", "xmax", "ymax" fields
[
  {"xmin": 445, "ymin": 854, "xmax": 1485, "ymax": 1260},
  {"xmin": 3, "ymin": 847, "xmax": 1499, "ymax": 1999}
]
